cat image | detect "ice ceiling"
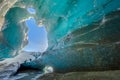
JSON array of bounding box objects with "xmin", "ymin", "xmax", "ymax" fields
[{"xmin": 0, "ymin": 0, "xmax": 120, "ymax": 72}]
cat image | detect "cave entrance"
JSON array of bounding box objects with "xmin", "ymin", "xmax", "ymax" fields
[{"xmin": 23, "ymin": 8, "xmax": 48, "ymax": 53}]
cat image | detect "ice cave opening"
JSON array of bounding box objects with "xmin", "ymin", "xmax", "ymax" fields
[{"xmin": 23, "ymin": 8, "xmax": 48, "ymax": 53}]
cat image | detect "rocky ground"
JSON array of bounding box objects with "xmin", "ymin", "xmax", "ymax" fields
[{"xmin": 38, "ymin": 70, "xmax": 120, "ymax": 80}]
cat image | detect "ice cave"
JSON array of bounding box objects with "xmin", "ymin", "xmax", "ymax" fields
[{"xmin": 0, "ymin": 0, "xmax": 120, "ymax": 80}]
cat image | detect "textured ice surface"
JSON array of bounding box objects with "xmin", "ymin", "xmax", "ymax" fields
[{"xmin": 0, "ymin": 0, "xmax": 120, "ymax": 79}]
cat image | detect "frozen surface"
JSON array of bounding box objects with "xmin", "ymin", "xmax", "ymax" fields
[{"xmin": 0, "ymin": 0, "xmax": 120, "ymax": 80}]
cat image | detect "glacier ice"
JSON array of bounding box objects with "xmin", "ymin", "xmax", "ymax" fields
[{"xmin": 0, "ymin": 0, "xmax": 120, "ymax": 77}]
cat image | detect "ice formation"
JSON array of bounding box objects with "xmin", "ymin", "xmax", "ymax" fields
[{"xmin": 0, "ymin": 0, "xmax": 120, "ymax": 79}]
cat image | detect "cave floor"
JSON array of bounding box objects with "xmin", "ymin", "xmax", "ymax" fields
[
  {"xmin": 39, "ymin": 70, "xmax": 120, "ymax": 80},
  {"xmin": 15, "ymin": 70, "xmax": 120, "ymax": 80}
]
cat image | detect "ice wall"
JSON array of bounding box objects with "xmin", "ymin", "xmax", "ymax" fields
[
  {"xmin": 20, "ymin": 0, "xmax": 120, "ymax": 72},
  {"xmin": 0, "ymin": 0, "xmax": 120, "ymax": 72}
]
